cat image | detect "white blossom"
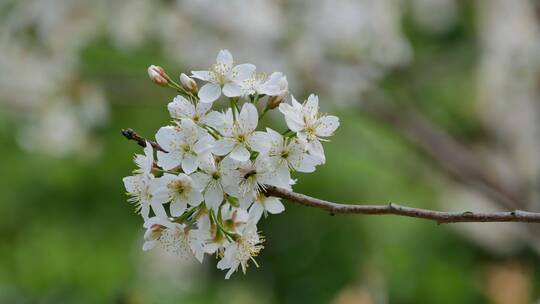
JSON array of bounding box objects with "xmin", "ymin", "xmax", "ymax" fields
[
  {"xmin": 211, "ymin": 102, "xmax": 268, "ymax": 161},
  {"xmin": 229, "ymin": 71, "xmax": 288, "ymax": 98},
  {"xmin": 249, "ymin": 194, "xmax": 285, "ymax": 224},
  {"xmin": 167, "ymin": 95, "xmax": 213, "ymax": 125},
  {"xmin": 190, "ymin": 154, "xmax": 238, "ymax": 211},
  {"xmin": 123, "ymin": 143, "xmax": 167, "ymax": 220},
  {"xmin": 155, "ymin": 119, "xmax": 215, "ymax": 173},
  {"xmin": 154, "ymin": 173, "xmax": 204, "ymax": 216},
  {"xmin": 258, "ymin": 128, "xmax": 319, "ymax": 185},
  {"xmin": 279, "ymin": 94, "xmax": 339, "ymax": 164},
  {"xmin": 227, "ymin": 156, "xmax": 287, "ymax": 207},
  {"xmin": 216, "ymin": 224, "xmax": 264, "ymax": 279},
  {"xmin": 191, "ymin": 49, "xmax": 256, "ymax": 103}
]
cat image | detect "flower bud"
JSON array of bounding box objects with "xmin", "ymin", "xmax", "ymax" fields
[
  {"xmin": 180, "ymin": 73, "xmax": 198, "ymax": 94},
  {"xmin": 148, "ymin": 65, "xmax": 168, "ymax": 86},
  {"xmin": 267, "ymin": 75, "xmax": 288, "ymax": 109},
  {"xmin": 267, "ymin": 93, "xmax": 287, "ymax": 109}
]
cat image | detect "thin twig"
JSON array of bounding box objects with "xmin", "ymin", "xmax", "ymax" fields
[
  {"xmin": 122, "ymin": 128, "xmax": 540, "ymax": 224},
  {"xmin": 121, "ymin": 128, "xmax": 167, "ymax": 153},
  {"xmin": 263, "ymin": 185, "xmax": 540, "ymax": 224}
]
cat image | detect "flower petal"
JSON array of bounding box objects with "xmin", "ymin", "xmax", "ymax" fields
[
  {"xmin": 265, "ymin": 197, "xmax": 285, "ymax": 214},
  {"xmin": 198, "ymin": 83, "xmax": 221, "ymax": 103},
  {"xmin": 232, "ymin": 63, "xmax": 256, "ymax": 81},
  {"xmin": 170, "ymin": 198, "xmax": 187, "ymax": 217},
  {"xmin": 155, "ymin": 126, "xmax": 179, "ymax": 151},
  {"xmin": 189, "ymin": 190, "xmax": 203, "ymax": 206},
  {"xmin": 217, "ymin": 49, "xmax": 233, "ymax": 67},
  {"xmin": 249, "ymin": 202, "xmax": 264, "ymax": 223},
  {"xmin": 205, "ymin": 182, "xmax": 224, "ymax": 210},
  {"xmin": 213, "ymin": 138, "xmax": 236, "ymax": 156},
  {"xmin": 247, "ymin": 131, "xmax": 270, "ymax": 154},
  {"xmin": 222, "ymin": 83, "xmax": 242, "ymax": 97},
  {"xmin": 191, "ymin": 70, "xmax": 212, "ymax": 81},
  {"xmin": 157, "ymin": 151, "xmax": 181, "ymax": 170},
  {"xmin": 150, "ymin": 200, "xmax": 168, "ymax": 219},
  {"xmin": 123, "ymin": 175, "xmax": 139, "ymax": 193},
  {"xmin": 229, "ymin": 145, "xmax": 250, "ymax": 162},
  {"xmin": 168, "ymin": 95, "xmax": 195, "ymax": 120},
  {"xmin": 316, "ymin": 115, "xmax": 340, "ymax": 137},
  {"xmin": 304, "ymin": 94, "xmax": 319, "ymax": 120},
  {"xmin": 182, "ymin": 153, "xmax": 199, "ymax": 174},
  {"xmin": 190, "ymin": 172, "xmax": 211, "ymax": 190},
  {"xmin": 308, "ymin": 139, "xmax": 326, "ymax": 165},
  {"xmin": 238, "ymin": 102, "xmax": 258, "ymax": 133}
]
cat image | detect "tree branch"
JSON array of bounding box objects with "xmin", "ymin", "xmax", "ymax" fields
[
  {"xmin": 122, "ymin": 128, "xmax": 540, "ymax": 224},
  {"xmin": 263, "ymin": 185, "xmax": 540, "ymax": 224}
]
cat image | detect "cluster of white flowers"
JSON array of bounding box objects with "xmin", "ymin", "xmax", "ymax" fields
[{"xmin": 123, "ymin": 50, "xmax": 339, "ymax": 278}]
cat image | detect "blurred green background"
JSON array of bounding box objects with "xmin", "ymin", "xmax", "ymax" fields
[{"xmin": 1, "ymin": 0, "xmax": 540, "ymax": 303}]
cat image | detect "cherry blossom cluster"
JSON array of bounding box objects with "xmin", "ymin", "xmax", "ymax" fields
[{"xmin": 123, "ymin": 50, "xmax": 339, "ymax": 278}]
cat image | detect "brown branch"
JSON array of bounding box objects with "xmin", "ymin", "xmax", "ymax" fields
[
  {"xmin": 121, "ymin": 128, "xmax": 167, "ymax": 153},
  {"xmin": 263, "ymin": 185, "xmax": 540, "ymax": 224},
  {"xmin": 122, "ymin": 127, "xmax": 540, "ymax": 224}
]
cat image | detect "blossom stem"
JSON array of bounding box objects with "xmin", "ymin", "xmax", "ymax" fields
[{"xmin": 258, "ymin": 106, "xmax": 270, "ymax": 121}]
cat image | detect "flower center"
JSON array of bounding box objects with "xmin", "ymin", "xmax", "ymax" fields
[
  {"xmin": 236, "ymin": 134, "xmax": 246, "ymax": 143},
  {"xmin": 181, "ymin": 144, "xmax": 191, "ymax": 153},
  {"xmin": 243, "ymin": 170, "xmax": 257, "ymax": 180},
  {"xmin": 168, "ymin": 180, "xmax": 191, "ymax": 194},
  {"xmin": 211, "ymin": 63, "xmax": 230, "ymax": 84},
  {"xmin": 212, "ymin": 171, "xmax": 221, "ymax": 180}
]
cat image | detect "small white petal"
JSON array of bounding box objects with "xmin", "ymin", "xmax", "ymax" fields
[
  {"xmin": 217, "ymin": 49, "xmax": 233, "ymax": 67},
  {"xmin": 304, "ymin": 94, "xmax": 319, "ymax": 120},
  {"xmin": 249, "ymin": 202, "xmax": 264, "ymax": 223},
  {"xmin": 194, "ymin": 135, "xmax": 215, "ymax": 154},
  {"xmin": 308, "ymin": 139, "xmax": 326, "ymax": 165},
  {"xmin": 190, "ymin": 172, "xmax": 211, "ymax": 189},
  {"xmin": 170, "ymin": 198, "xmax": 188, "ymax": 217},
  {"xmin": 157, "ymin": 151, "xmax": 181, "ymax": 170},
  {"xmin": 265, "ymin": 197, "xmax": 285, "ymax": 214},
  {"xmin": 230, "ymin": 145, "xmax": 250, "ymax": 162},
  {"xmin": 143, "ymin": 241, "xmax": 158, "ymax": 251},
  {"xmin": 189, "ymin": 190, "xmax": 204, "ymax": 206},
  {"xmin": 247, "ymin": 131, "xmax": 270, "ymax": 154},
  {"xmin": 198, "ymin": 83, "xmax": 221, "ymax": 103},
  {"xmin": 238, "ymin": 103, "xmax": 258, "ymax": 133},
  {"xmin": 168, "ymin": 95, "xmax": 195, "ymax": 120},
  {"xmin": 316, "ymin": 115, "xmax": 340, "ymax": 137},
  {"xmin": 182, "ymin": 153, "xmax": 199, "ymax": 174},
  {"xmin": 191, "ymin": 70, "xmax": 212, "ymax": 81},
  {"xmin": 213, "ymin": 138, "xmax": 236, "ymax": 156},
  {"xmin": 222, "ymin": 83, "xmax": 242, "ymax": 97},
  {"xmin": 155, "ymin": 126, "xmax": 179, "ymax": 151},
  {"xmin": 279, "ymin": 102, "xmax": 304, "ymax": 132},
  {"xmin": 203, "ymin": 111, "xmax": 224, "ymax": 129},
  {"xmin": 232, "ymin": 64, "xmax": 256, "ymax": 81},
  {"xmin": 150, "ymin": 201, "xmax": 168, "ymax": 219},
  {"xmin": 123, "ymin": 176, "xmax": 139, "ymax": 193},
  {"xmin": 205, "ymin": 182, "xmax": 224, "ymax": 210}
]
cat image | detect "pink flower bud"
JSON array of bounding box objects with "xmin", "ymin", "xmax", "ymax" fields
[{"xmin": 148, "ymin": 65, "xmax": 168, "ymax": 86}]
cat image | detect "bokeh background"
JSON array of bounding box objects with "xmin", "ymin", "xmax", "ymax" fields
[{"xmin": 2, "ymin": 0, "xmax": 540, "ymax": 303}]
